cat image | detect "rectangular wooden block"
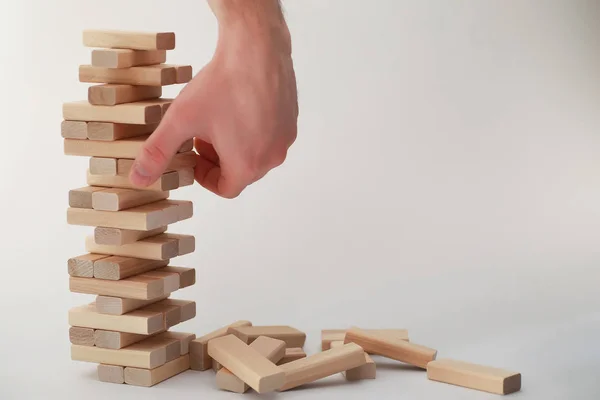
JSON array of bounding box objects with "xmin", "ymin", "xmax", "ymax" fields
[
  {"xmin": 83, "ymin": 30, "xmax": 176, "ymax": 50},
  {"xmin": 92, "ymin": 187, "xmax": 169, "ymax": 211},
  {"xmin": 330, "ymin": 341, "xmax": 376, "ymax": 380},
  {"xmin": 321, "ymin": 328, "xmax": 410, "ymax": 351},
  {"xmin": 278, "ymin": 343, "xmax": 366, "ymax": 391},
  {"xmin": 68, "ymin": 253, "xmax": 109, "ymax": 277},
  {"xmin": 70, "ymin": 273, "xmax": 170, "ymax": 300},
  {"xmin": 61, "ymin": 120, "xmax": 87, "ymax": 139},
  {"xmin": 80, "ymin": 64, "xmax": 177, "ymax": 86},
  {"xmin": 69, "ymin": 186, "xmax": 107, "ymax": 209},
  {"xmin": 69, "ymin": 327, "xmax": 95, "ymax": 346},
  {"xmin": 87, "ymin": 169, "xmax": 179, "ymax": 192},
  {"xmin": 69, "ymin": 303, "xmax": 165, "ymax": 335},
  {"xmin": 88, "ymin": 122, "xmax": 158, "ymax": 141},
  {"xmin": 124, "ymin": 354, "xmax": 189, "ymax": 387},
  {"xmin": 90, "ymin": 157, "xmax": 117, "ymax": 175},
  {"xmin": 344, "ymin": 327, "xmax": 436, "ymax": 369},
  {"xmin": 88, "ymin": 84, "xmax": 161, "ymax": 106},
  {"xmin": 93, "ymin": 255, "xmax": 168, "ymax": 280},
  {"xmin": 157, "ymin": 64, "xmax": 192, "ymax": 83},
  {"xmin": 138, "ymin": 270, "xmax": 181, "ymax": 295},
  {"xmin": 94, "ymin": 226, "xmax": 166, "ymax": 246},
  {"xmin": 189, "ymin": 320, "xmax": 252, "ymax": 371},
  {"xmin": 208, "ymin": 335, "xmax": 285, "ymax": 394},
  {"xmin": 116, "ymin": 151, "xmax": 197, "ymax": 175},
  {"xmin": 158, "ymin": 266, "xmax": 195, "ymax": 288},
  {"xmin": 85, "ymin": 235, "xmax": 178, "ymax": 261},
  {"xmin": 65, "ymin": 135, "xmax": 190, "ymax": 158},
  {"xmin": 427, "ymin": 359, "xmax": 521, "ymax": 395},
  {"xmin": 228, "ymin": 326, "xmax": 306, "ymax": 348},
  {"xmin": 216, "ymin": 336, "xmax": 286, "ymax": 394},
  {"xmin": 95, "ymin": 330, "xmax": 148, "ymax": 349},
  {"xmin": 91, "ymin": 49, "xmax": 167, "ymax": 68},
  {"xmin": 95, "ymin": 295, "xmax": 168, "ymax": 315},
  {"xmin": 157, "ymin": 332, "xmax": 196, "ymax": 356},
  {"xmin": 63, "ymin": 101, "xmax": 161, "ymax": 124},
  {"xmin": 158, "ymin": 299, "xmax": 196, "ymax": 323},
  {"xmin": 97, "ymin": 364, "xmax": 124, "ymax": 384},
  {"xmin": 277, "ymin": 348, "xmax": 307, "ymax": 365}
]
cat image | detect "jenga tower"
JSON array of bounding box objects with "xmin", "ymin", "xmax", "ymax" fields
[{"xmin": 64, "ymin": 30, "xmax": 197, "ymax": 387}]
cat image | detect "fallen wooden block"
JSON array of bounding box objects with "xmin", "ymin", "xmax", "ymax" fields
[
  {"xmin": 97, "ymin": 364, "xmax": 124, "ymax": 384},
  {"xmin": 321, "ymin": 328, "xmax": 409, "ymax": 351},
  {"xmin": 344, "ymin": 327, "xmax": 436, "ymax": 369},
  {"xmin": 91, "ymin": 188, "xmax": 169, "ymax": 211},
  {"xmin": 91, "ymin": 49, "xmax": 167, "ymax": 68},
  {"xmin": 208, "ymin": 335, "xmax": 285, "ymax": 394},
  {"xmin": 85, "ymin": 234, "xmax": 179, "ymax": 261},
  {"xmin": 330, "ymin": 340, "xmax": 375, "ymax": 380},
  {"xmin": 427, "ymin": 359, "xmax": 521, "ymax": 395},
  {"xmin": 69, "ymin": 271, "xmax": 176, "ymax": 300},
  {"xmin": 87, "ymin": 169, "xmax": 181, "ymax": 192},
  {"xmin": 69, "ymin": 186, "xmax": 107, "ymax": 209},
  {"xmin": 94, "ymin": 226, "xmax": 167, "ymax": 246},
  {"xmin": 69, "ymin": 327, "xmax": 95, "ymax": 346},
  {"xmin": 68, "ymin": 253, "xmax": 109, "ymax": 277},
  {"xmin": 216, "ymin": 336, "xmax": 286, "ymax": 394},
  {"xmin": 278, "ymin": 342, "xmax": 367, "ymax": 391},
  {"xmin": 80, "ymin": 65, "xmax": 177, "ymax": 86},
  {"xmin": 277, "ymin": 348, "xmax": 307, "ymax": 365},
  {"xmin": 189, "ymin": 320, "xmax": 252, "ymax": 371},
  {"xmin": 63, "ymin": 101, "xmax": 161, "ymax": 125},
  {"xmin": 69, "ymin": 303, "xmax": 165, "ymax": 335},
  {"xmin": 157, "ymin": 332, "xmax": 196, "ymax": 356},
  {"xmin": 88, "ymin": 122, "xmax": 158, "ymax": 141},
  {"xmin": 95, "ymin": 330, "xmax": 148, "ymax": 349},
  {"xmin": 159, "ymin": 266, "xmax": 195, "ymax": 288},
  {"xmin": 93, "ymin": 256, "xmax": 168, "ymax": 280},
  {"xmin": 83, "ymin": 30, "xmax": 176, "ymax": 51},
  {"xmin": 124, "ymin": 354, "xmax": 190, "ymax": 387},
  {"xmin": 65, "ymin": 135, "xmax": 191, "ymax": 158},
  {"xmin": 227, "ymin": 326, "xmax": 306, "ymax": 348},
  {"xmin": 95, "ymin": 295, "xmax": 168, "ymax": 315},
  {"xmin": 88, "ymin": 84, "xmax": 162, "ymax": 106},
  {"xmin": 62, "ymin": 121, "xmax": 88, "ymax": 139}
]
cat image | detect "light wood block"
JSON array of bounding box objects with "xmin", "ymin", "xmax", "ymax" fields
[
  {"xmin": 427, "ymin": 359, "xmax": 521, "ymax": 395},
  {"xmin": 344, "ymin": 327, "xmax": 436, "ymax": 369},
  {"xmin": 278, "ymin": 343, "xmax": 366, "ymax": 391},
  {"xmin": 321, "ymin": 328, "xmax": 409, "ymax": 351},
  {"xmin": 94, "ymin": 226, "xmax": 167, "ymax": 246},
  {"xmin": 95, "ymin": 330, "xmax": 148, "ymax": 349},
  {"xmin": 95, "ymin": 295, "xmax": 168, "ymax": 315},
  {"xmin": 69, "ymin": 186, "xmax": 107, "ymax": 209},
  {"xmin": 190, "ymin": 320, "xmax": 252, "ymax": 371},
  {"xmin": 83, "ymin": 30, "xmax": 176, "ymax": 51},
  {"xmin": 138, "ymin": 270, "xmax": 180, "ymax": 295},
  {"xmin": 159, "ymin": 266, "xmax": 195, "ymax": 288},
  {"xmin": 65, "ymin": 135, "xmax": 190, "ymax": 158},
  {"xmin": 277, "ymin": 348, "xmax": 307, "ymax": 365},
  {"xmin": 90, "ymin": 157, "xmax": 117, "ymax": 175},
  {"xmin": 93, "ymin": 256, "xmax": 168, "ymax": 280},
  {"xmin": 208, "ymin": 335, "xmax": 285, "ymax": 394},
  {"xmin": 158, "ymin": 299, "xmax": 196, "ymax": 323},
  {"xmin": 70, "ymin": 273, "xmax": 170, "ymax": 300},
  {"xmin": 157, "ymin": 332, "xmax": 196, "ymax": 355},
  {"xmin": 217, "ymin": 336, "xmax": 286, "ymax": 394},
  {"xmin": 80, "ymin": 64, "xmax": 176, "ymax": 86},
  {"xmin": 177, "ymin": 168, "xmax": 195, "ymax": 187},
  {"xmin": 156, "ymin": 64, "xmax": 192, "ymax": 83},
  {"xmin": 92, "ymin": 187, "xmax": 169, "ymax": 211},
  {"xmin": 116, "ymin": 151, "xmax": 197, "ymax": 175},
  {"xmin": 158, "ymin": 233, "xmax": 195, "ymax": 256},
  {"xmin": 88, "ymin": 122, "xmax": 158, "ymax": 141},
  {"xmin": 89, "ymin": 84, "xmax": 161, "ymax": 106},
  {"xmin": 330, "ymin": 341, "xmax": 376, "ymax": 380},
  {"xmin": 87, "ymin": 168, "xmax": 179, "ymax": 192},
  {"xmin": 69, "ymin": 303, "xmax": 164, "ymax": 335},
  {"xmin": 97, "ymin": 364, "xmax": 124, "ymax": 384},
  {"xmin": 68, "ymin": 253, "xmax": 109, "ymax": 277},
  {"xmin": 63, "ymin": 101, "xmax": 161, "ymax": 124},
  {"xmin": 61, "ymin": 121, "xmax": 87, "ymax": 139},
  {"xmin": 228, "ymin": 326, "xmax": 306, "ymax": 348},
  {"xmin": 85, "ymin": 235, "xmax": 178, "ymax": 261},
  {"xmin": 91, "ymin": 49, "xmax": 167, "ymax": 68},
  {"xmin": 124, "ymin": 354, "xmax": 189, "ymax": 387},
  {"xmin": 134, "ymin": 98, "xmax": 173, "ymax": 115},
  {"xmin": 69, "ymin": 327, "xmax": 95, "ymax": 346}
]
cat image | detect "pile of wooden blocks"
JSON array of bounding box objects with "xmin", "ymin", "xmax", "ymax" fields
[{"xmin": 64, "ymin": 30, "xmax": 199, "ymax": 387}]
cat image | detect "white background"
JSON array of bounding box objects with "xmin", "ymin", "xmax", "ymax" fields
[{"xmin": 1, "ymin": 0, "xmax": 600, "ymax": 399}]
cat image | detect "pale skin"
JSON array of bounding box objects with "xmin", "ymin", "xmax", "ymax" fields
[{"xmin": 128, "ymin": 0, "xmax": 298, "ymax": 199}]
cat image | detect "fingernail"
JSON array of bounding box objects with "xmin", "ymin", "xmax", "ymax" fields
[{"xmin": 130, "ymin": 162, "xmax": 152, "ymax": 186}]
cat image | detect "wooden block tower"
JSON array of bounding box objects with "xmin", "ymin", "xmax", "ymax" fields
[{"xmin": 64, "ymin": 30, "xmax": 198, "ymax": 387}]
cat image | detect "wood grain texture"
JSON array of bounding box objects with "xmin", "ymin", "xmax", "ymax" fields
[
  {"xmin": 80, "ymin": 65, "xmax": 176, "ymax": 86},
  {"xmin": 87, "ymin": 169, "xmax": 179, "ymax": 191},
  {"xmin": 94, "ymin": 226, "xmax": 167, "ymax": 246},
  {"xmin": 61, "ymin": 121, "xmax": 88, "ymax": 139},
  {"xmin": 68, "ymin": 253, "xmax": 109, "ymax": 277},
  {"xmin": 157, "ymin": 64, "xmax": 192, "ymax": 83},
  {"xmin": 83, "ymin": 30, "xmax": 175, "ymax": 50},
  {"xmin": 63, "ymin": 101, "xmax": 161, "ymax": 124},
  {"xmin": 117, "ymin": 151, "xmax": 197, "ymax": 175},
  {"xmin": 88, "ymin": 84, "xmax": 161, "ymax": 106},
  {"xmin": 190, "ymin": 320, "xmax": 252, "ymax": 371},
  {"xmin": 90, "ymin": 157, "xmax": 118, "ymax": 175},
  {"xmin": 159, "ymin": 266, "xmax": 195, "ymax": 288},
  {"xmin": 69, "ymin": 186, "xmax": 107, "ymax": 209},
  {"xmin": 95, "ymin": 295, "xmax": 168, "ymax": 315},
  {"xmin": 228, "ymin": 326, "xmax": 306, "ymax": 348},
  {"xmin": 427, "ymin": 359, "xmax": 522, "ymax": 395},
  {"xmin": 69, "ymin": 327, "xmax": 95, "ymax": 346},
  {"xmin": 97, "ymin": 364, "xmax": 124, "ymax": 384},
  {"xmin": 69, "ymin": 303, "xmax": 164, "ymax": 335},
  {"xmin": 157, "ymin": 332, "xmax": 196, "ymax": 356},
  {"xmin": 85, "ymin": 235, "xmax": 178, "ymax": 261},
  {"xmin": 70, "ymin": 273, "xmax": 169, "ymax": 300},
  {"xmin": 94, "ymin": 330, "xmax": 148, "ymax": 349},
  {"xmin": 91, "ymin": 49, "xmax": 166, "ymax": 68},
  {"xmin": 92, "ymin": 188, "xmax": 169, "ymax": 211},
  {"xmin": 87, "ymin": 122, "xmax": 158, "ymax": 141},
  {"xmin": 65, "ymin": 135, "xmax": 189, "ymax": 158},
  {"xmin": 124, "ymin": 354, "xmax": 190, "ymax": 387},
  {"xmin": 277, "ymin": 348, "xmax": 307, "ymax": 365},
  {"xmin": 93, "ymin": 256, "xmax": 168, "ymax": 280},
  {"xmin": 330, "ymin": 341, "xmax": 376, "ymax": 380},
  {"xmin": 321, "ymin": 328, "xmax": 410, "ymax": 351}
]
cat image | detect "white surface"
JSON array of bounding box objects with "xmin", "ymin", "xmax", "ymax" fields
[{"xmin": 1, "ymin": 0, "xmax": 600, "ymax": 399}]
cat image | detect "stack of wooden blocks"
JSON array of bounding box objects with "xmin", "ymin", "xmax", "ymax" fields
[{"xmin": 64, "ymin": 30, "xmax": 198, "ymax": 387}]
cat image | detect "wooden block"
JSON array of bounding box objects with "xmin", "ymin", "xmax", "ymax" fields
[
  {"xmin": 124, "ymin": 354, "xmax": 189, "ymax": 387},
  {"xmin": 189, "ymin": 320, "xmax": 252, "ymax": 371},
  {"xmin": 83, "ymin": 30, "xmax": 175, "ymax": 50},
  {"xmin": 330, "ymin": 341, "xmax": 376, "ymax": 380},
  {"xmin": 69, "ymin": 327, "xmax": 95, "ymax": 346},
  {"xmin": 134, "ymin": 98, "xmax": 173, "ymax": 115},
  {"xmin": 92, "ymin": 188, "xmax": 169, "ymax": 211},
  {"xmin": 159, "ymin": 233, "xmax": 195, "ymax": 256},
  {"xmin": 97, "ymin": 364, "xmax": 124, "ymax": 384},
  {"xmin": 177, "ymin": 168, "xmax": 195, "ymax": 187},
  {"xmin": 91, "ymin": 49, "xmax": 167, "ymax": 68},
  {"xmin": 61, "ymin": 121, "xmax": 87, "ymax": 139},
  {"xmin": 88, "ymin": 122, "xmax": 158, "ymax": 141},
  {"xmin": 80, "ymin": 65, "xmax": 176, "ymax": 86},
  {"xmin": 427, "ymin": 359, "xmax": 521, "ymax": 395},
  {"xmin": 89, "ymin": 84, "xmax": 162, "ymax": 106},
  {"xmin": 70, "ymin": 273, "xmax": 170, "ymax": 300},
  {"xmin": 68, "ymin": 253, "xmax": 109, "ymax": 277},
  {"xmin": 138, "ymin": 270, "xmax": 181, "ymax": 295},
  {"xmin": 63, "ymin": 101, "xmax": 161, "ymax": 124},
  {"xmin": 94, "ymin": 226, "xmax": 167, "ymax": 246},
  {"xmin": 116, "ymin": 151, "xmax": 197, "ymax": 175},
  {"xmin": 95, "ymin": 295, "xmax": 168, "ymax": 315},
  {"xmin": 66, "ymin": 134, "xmax": 191, "ymax": 159},
  {"xmin": 157, "ymin": 299, "xmax": 196, "ymax": 323},
  {"xmin": 69, "ymin": 186, "xmax": 107, "ymax": 209},
  {"xmin": 277, "ymin": 348, "xmax": 307, "ymax": 365},
  {"xmin": 216, "ymin": 336, "xmax": 286, "ymax": 394},
  {"xmin": 85, "ymin": 235, "xmax": 178, "ymax": 261},
  {"xmin": 278, "ymin": 343, "xmax": 366, "ymax": 391},
  {"xmin": 87, "ymin": 169, "xmax": 179, "ymax": 192},
  {"xmin": 157, "ymin": 332, "xmax": 196, "ymax": 355},
  {"xmin": 69, "ymin": 303, "xmax": 164, "ymax": 335},
  {"xmin": 208, "ymin": 335, "xmax": 285, "ymax": 394},
  {"xmin": 344, "ymin": 327, "xmax": 436, "ymax": 369},
  {"xmin": 228, "ymin": 326, "xmax": 306, "ymax": 348},
  {"xmin": 90, "ymin": 157, "xmax": 118, "ymax": 175},
  {"xmin": 95, "ymin": 330, "xmax": 148, "ymax": 349},
  {"xmin": 152, "ymin": 64, "xmax": 192, "ymax": 83},
  {"xmin": 322, "ymin": 328, "xmax": 409, "ymax": 351},
  {"xmin": 93, "ymin": 256, "xmax": 168, "ymax": 280}
]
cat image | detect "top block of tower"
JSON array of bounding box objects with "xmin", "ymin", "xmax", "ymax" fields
[{"xmin": 83, "ymin": 30, "xmax": 175, "ymax": 50}]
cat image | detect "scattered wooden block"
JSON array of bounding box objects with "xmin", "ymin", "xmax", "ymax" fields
[
  {"xmin": 189, "ymin": 320, "xmax": 252, "ymax": 371},
  {"xmin": 95, "ymin": 295, "xmax": 168, "ymax": 315},
  {"xmin": 277, "ymin": 348, "xmax": 307, "ymax": 365},
  {"xmin": 93, "ymin": 256, "xmax": 168, "ymax": 280},
  {"xmin": 88, "ymin": 122, "xmax": 158, "ymax": 141},
  {"xmin": 94, "ymin": 226, "xmax": 167, "ymax": 246},
  {"xmin": 427, "ymin": 359, "xmax": 521, "ymax": 395},
  {"xmin": 87, "ymin": 169, "xmax": 179, "ymax": 192},
  {"xmin": 68, "ymin": 253, "xmax": 109, "ymax": 277},
  {"xmin": 69, "ymin": 186, "xmax": 107, "ymax": 209},
  {"xmin": 69, "ymin": 327, "xmax": 95, "ymax": 346},
  {"xmin": 90, "ymin": 157, "xmax": 117, "ymax": 175},
  {"xmin": 208, "ymin": 335, "xmax": 285, "ymax": 394},
  {"xmin": 330, "ymin": 340, "xmax": 376, "ymax": 380},
  {"xmin": 91, "ymin": 49, "xmax": 167, "ymax": 68},
  {"xmin": 83, "ymin": 30, "xmax": 176, "ymax": 51},
  {"xmin": 321, "ymin": 328, "xmax": 409, "ymax": 351},
  {"xmin": 344, "ymin": 327, "xmax": 436, "ymax": 369},
  {"xmin": 228, "ymin": 326, "xmax": 306, "ymax": 348},
  {"xmin": 116, "ymin": 151, "xmax": 197, "ymax": 175},
  {"xmin": 278, "ymin": 342, "xmax": 366, "ymax": 391},
  {"xmin": 85, "ymin": 235, "xmax": 179, "ymax": 261},
  {"xmin": 124, "ymin": 354, "xmax": 190, "ymax": 387},
  {"xmin": 92, "ymin": 188, "xmax": 169, "ymax": 211},
  {"xmin": 80, "ymin": 65, "xmax": 177, "ymax": 86},
  {"xmin": 216, "ymin": 336, "xmax": 286, "ymax": 394},
  {"xmin": 95, "ymin": 330, "xmax": 148, "ymax": 349},
  {"xmin": 69, "ymin": 303, "xmax": 164, "ymax": 335},
  {"xmin": 70, "ymin": 273, "xmax": 172, "ymax": 300},
  {"xmin": 159, "ymin": 266, "xmax": 195, "ymax": 288},
  {"xmin": 88, "ymin": 84, "xmax": 162, "ymax": 106},
  {"xmin": 61, "ymin": 121, "xmax": 88, "ymax": 139},
  {"xmin": 157, "ymin": 332, "xmax": 196, "ymax": 356},
  {"xmin": 63, "ymin": 101, "xmax": 161, "ymax": 125},
  {"xmin": 97, "ymin": 364, "xmax": 124, "ymax": 384}
]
